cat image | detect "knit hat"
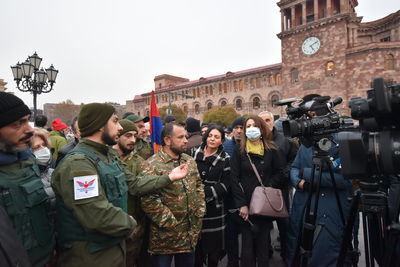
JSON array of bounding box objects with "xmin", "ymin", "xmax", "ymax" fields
[
  {"xmin": 164, "ymin": 115, "xmax": 176, "ymax": 123},
  {"xmin": 78, "ymin": 103, "xmax": 115, "ymax": 137},
  {"xmin": 0, "ymin": 92, "xmax": 31, "ymax": 128},
  {"xmin": 119, "ymin": 119, "xmax": 138, "ymax": 136},
  {"xmin": 126, "ymin": 114, "xmax": 150, "ymax": 123},
  {"xmin": 186, "ymin": 117, "xmax": 201, "ymax": 133},
  {"xmin": 52, "ymin": 118, "xmax": 67, "ymax": 131},
  {"xmin": 231, "ymin": 117, "xmax": 245, "ymax": 128}
]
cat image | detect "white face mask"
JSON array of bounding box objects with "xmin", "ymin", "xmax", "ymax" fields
[
  {"xmin": 33, "ymin": 147, "xmax": 51, "ymax": 166},
  {"xmin": 245, "ymin": 126, "xmax": 261, "ymax": 141}
]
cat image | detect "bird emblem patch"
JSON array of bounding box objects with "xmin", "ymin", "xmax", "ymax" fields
[{"xmin": 73, "ymin": 175, "xmax": 99, "ymax": 200}]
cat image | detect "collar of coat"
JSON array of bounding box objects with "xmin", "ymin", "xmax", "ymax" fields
[
  {"xmin": 193, "ymin": 143, "xmax": 229, "ymax": 167},
  {"xmin": 158, "ymin": 147, "xmax": 191, "ymax": 164}
]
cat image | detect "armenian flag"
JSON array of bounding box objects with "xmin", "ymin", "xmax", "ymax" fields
[{"xmin": 150, "ymin": 91, "xmax": 163, "ymax": 153}]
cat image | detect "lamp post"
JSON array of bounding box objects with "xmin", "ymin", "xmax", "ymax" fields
[{"xmin": 11, "ymin": 52, "xmax": 58, "ymax": 118}]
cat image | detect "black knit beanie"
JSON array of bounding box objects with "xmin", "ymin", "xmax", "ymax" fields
[
  {"xmin": 186, "ymin": 117, "xmax": 201, "ymax": 133},
  {"xmin": 231, "ymin": 117, "xmax": 245, "ymax": 128},
  {"xmin": 0, "ymin": 92, "xmax": 31, "ymax": 128},
  {"xmin": 78, "ymin": 103, "xmax": 115, "ymax": 137}
]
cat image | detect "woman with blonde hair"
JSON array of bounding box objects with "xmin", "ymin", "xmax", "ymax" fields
[{"xmin": 230, "ymin": 116, "xmax": 283, "ymax": 267}]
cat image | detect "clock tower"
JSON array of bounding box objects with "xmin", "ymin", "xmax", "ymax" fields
[{"xmin": 277, "ymin": 0, "xmax": 359, "ymax": 109}]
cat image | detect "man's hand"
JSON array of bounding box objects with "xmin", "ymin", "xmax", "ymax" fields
[
  {"xmin": 239, "ymin": 206, "xmax": 249, "ymax": 221},
  {"xmin": 168, "ymin": 163, "xmax": 189, "ymax": 182}
]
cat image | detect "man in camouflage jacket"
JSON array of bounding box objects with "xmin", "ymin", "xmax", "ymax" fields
[
  {"xmin": 140, "ymin": 123, "xmax": 206, "ymax": 267},
  {"xmin": 113, "ymin": 119, "xmax": 151, "ymax": 267}
]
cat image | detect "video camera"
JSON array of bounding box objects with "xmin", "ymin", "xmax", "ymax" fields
[
  {"xmin": 274, "ymin": 95, "xmax": 352, "ymax": 143},
  {"xmin": 338, "ymin": 77, "xmax": 400, "ymax": 179}
]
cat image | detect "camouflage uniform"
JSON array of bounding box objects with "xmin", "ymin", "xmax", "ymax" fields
[
  {"xmin": 118, "ymin": 151, "xmax": 149, "ymax": 266},
  {"xmin": 140, "ymin": 148, "xmax": 206, "ymax": 254},
  {"xmin": 134, "ymin": 138, "xmax": 152, "ymax": 160},
  {"xmin": 52, "ymin": 139, "xmax": 172, "ymax": 267}
]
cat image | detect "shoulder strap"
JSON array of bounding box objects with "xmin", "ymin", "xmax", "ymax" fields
[
  {"xmin": 67, "ymin": 146, "xmax": 101, "ymax": 165},
  {"xmin": 246, "ymin": 153, "xmax": 265, "ymax": 187}
]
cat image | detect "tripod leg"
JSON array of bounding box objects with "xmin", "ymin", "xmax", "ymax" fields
[{"xmin": 337, "ymin": 191, "xmax": 360, "ymax": 267}]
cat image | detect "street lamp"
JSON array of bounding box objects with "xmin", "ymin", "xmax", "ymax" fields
[{"xmin": 11, "ymin": 52, "xmax": 58, "ymax": 118}]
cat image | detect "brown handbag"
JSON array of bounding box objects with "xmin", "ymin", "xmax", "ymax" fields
[{"xmin": 246, "ymin": 154, "xmax": 289, "ymax": 218}]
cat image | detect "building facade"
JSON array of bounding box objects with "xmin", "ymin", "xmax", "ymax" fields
[
  {"xmin": 127, "ymin": 0, "xmax": 399, "ymax": 119},
  {"xmin": 0, "ymin": 79, "xmax": 7, "ymax": 92}
]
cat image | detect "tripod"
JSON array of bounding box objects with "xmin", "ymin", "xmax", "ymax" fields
[
  {"xmin": 293, "ymin": 137, "xmax": 348, "ymax": 267},
  {"xmin": 338, "ymin": 180, "xmax": 400, "ymax": 267}
]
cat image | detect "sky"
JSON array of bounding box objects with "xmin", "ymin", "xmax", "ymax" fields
[{"xmin": 0, "ymin": 0, "xmax": 399, "ymax": 109}]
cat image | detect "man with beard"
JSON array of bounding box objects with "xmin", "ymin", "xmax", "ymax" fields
[
  {"xmin": 0, "ymin": 92, "xmax": 54, "ymax": 267},
  {"xmin": 52, "ymin": 103, "xmax": 189, "ymax": 267},
  {"xmin": 126, "ymin": 114, "xmax": 152, "ymax": 160},
  {"xmin": 140, "ymin": 123, "xmax": 206, "ymax": 267},
  {"xmin": 113, "ymin": 119, "xmax": 150, "ymax": 267}
]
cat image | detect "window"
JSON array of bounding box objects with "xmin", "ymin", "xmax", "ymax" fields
[
  {"xmin": 195, "ymin": 104, "xmax": 200, "ymax": 114},
  {"xmin": 268, "ymin": 74, "xmax": 275, "ymax": 86},
  {"xmin": 381, "ymin": 36, "xmax": 391, "ymax": 42},
  {"xmin": 291, "ymin": 68, "xmax": 299, "ymax": 83},
  {"xmin": 192, "ymin": 88, "xmax": 196, "ymax": 97},
  {"xmin": 239, "ymin": 80, "xmax": 244, "ymax": 91},
  {"xmin": 209, "ymin": 85, "xmax": 213, "ymax": 95},
  {"xmin": 256, "ymin": 77, "xmax": 262, "ymax": 88},
  {"xmin": 159, "ymin": 83, "xmax": 162, "ymax": 89},
  {"xmin": 270, "ymin": 94, "xmax": 280, "ymax": 106},
  {"xmin": 233, "ymin": 80, "xmax": 238, "ymax": 90},
  {"xmin": 146, "ymin": 110, "xmax": 149, "ymax": 117},
  {"xmin": 326, "ymin": 61, "xmax": 335, "ymax": 76},
  {"xmin": 219, "ymin": 83, "xmax": 223, "ymax": 94},
  {"xmin": 253, "ymin": 97, "xmax": 260, "ymax": 109},
  {"xmin": 221, "ymin": 100, "xmax": 227, "ymax": 107},
  {"xmin": 196, "ymin": 88, "xmax": 200, "ymax": 97},
  {"xmin": 207, "ymin": 102, "xmax": 213, "ymax": 110},
  {"xmin": 386, "ymin": 54, "xmax": 395, "ymax": 70},
  {"xmin": 223, "ymin": 83, "xmax": 228, "ymax": 93},
  {"xmin": 250, "ymin": 78, "xmax": 255, "ymax": 88},
  {"xmin": 276, "ymin": 73, "xmax": 282, "ymax": 85},
  {"xmin": 183, "ymin": 105, "xmax": 188, "ymax": 114},
  {"xmin": 235, "ymin": 99, "xmax": 242, "ymax": 110},
  {"xmin": 205, "ymin": 86, "xmax": 209, "ymax": 95}
]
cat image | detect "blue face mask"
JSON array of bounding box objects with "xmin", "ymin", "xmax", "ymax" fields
[{"xmin": 245, "ymin": 127, "xmax": 261, "ymax": 141}]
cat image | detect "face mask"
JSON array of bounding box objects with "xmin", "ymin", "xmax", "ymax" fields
[
  {"xmin": 245, "ymin": 127, "xmax": 261, "ymax": 141},
  {"xmin": 33, "ymin": 147, "xmax": 51, "ymax": 166}
]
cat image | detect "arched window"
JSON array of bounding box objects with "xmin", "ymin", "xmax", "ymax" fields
[
  {"xmin": 268, "ymin": 74, "xmax": 275, "ymax": 86},
  {"xmin": 291, "ymin": 68, "xmax": 299, "ymax": 83},
  {"xmin": 235, "ymin": 99, "xmax": 242, "ymax": 110},
  {"xmin": 386, "ymin": 54, "xmax": 395, "ymax": 70},
  {"xmin": 207, "ymin": 102, "xmax": 213, "ymax": 110},
  {"xmin": 326, "ymin": 61, "xmax": 335, "ymax": 76},
  {"xmin": 146, "ymin": 110, "xmax": 150, "ymax": 117},
  {"xmin": 270, "ymin": 94, "xmax": 280, "ymax": 106},
  {"xmin": 221, "ymin": 100, "xmax": 227, "ymax": 107},
  {"xmin": 183, "ymin": 105, "xmax": 188, "ymax": 114},
  {"xmin": 195, "ymin": 104, "xmax": 200, "ymax": 114},
  {"xmin": 253, "ymin": 97, "xmax": 260, "ymax": 109},
  {"xmin": 276, "ymin": 73, "xmax": 282, "ymax": 85}
]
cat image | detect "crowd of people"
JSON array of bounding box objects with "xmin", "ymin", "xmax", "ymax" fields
[{"xmin": 0, "ymin": 91, "xmax": 358, "ymax": 267}]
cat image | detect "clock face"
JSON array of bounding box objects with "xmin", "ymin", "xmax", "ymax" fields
[{"xmin": 302, "ymin": 36, "xmax": 321, "ymax": 55}]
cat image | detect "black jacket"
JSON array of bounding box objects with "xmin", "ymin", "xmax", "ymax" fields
[{"xmin": 230, "ymin": 145, "xmax": 284, "ymax": 209}]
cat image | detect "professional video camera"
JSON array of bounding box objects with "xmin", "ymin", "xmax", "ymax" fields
[
  {"xmin": 338, "ymin": 77, "xmax": 400, "ymax": 179},
  {"xmin": 275, "ymin": 95, "xmax": 352, "ymax": 142}
]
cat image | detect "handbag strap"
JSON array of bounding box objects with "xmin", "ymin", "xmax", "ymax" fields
[{"xmin": 246, "ymin": 153, "xmax": 265, "ymax": 187}]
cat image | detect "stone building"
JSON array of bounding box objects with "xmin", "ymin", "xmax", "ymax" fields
[
  {"xmin": 0, "ymin": 79, "xmax": 7, "ymax": 92},
  {"xmin": 127, "ymin": 0, "xmax": 400, "ymax": 119}
]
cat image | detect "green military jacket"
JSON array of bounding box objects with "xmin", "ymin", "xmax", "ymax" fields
[
  {"xmin": 52, "ymin": 139, "xmax": 172, "ymax": 267},
  {"xmin": 49, "ymin": 130, "xmax": 68, "ymax": 160},
  {"xmin": 140, "ymin": 148, "xmax": 206, "ymax": 254},
  {"xmin": 134, "ymin": 138, "xmax": 152, "ymax": 160}
]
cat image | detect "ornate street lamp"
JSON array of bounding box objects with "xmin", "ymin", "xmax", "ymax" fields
[{"xmin": 11, "ymin": 52, "xmax": 58, "ymax": 118}]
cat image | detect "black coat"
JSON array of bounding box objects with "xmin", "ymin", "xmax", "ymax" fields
[
  {"xmin": 230, "ymin": 144, "xmax": 284, "ymax": 209},
  {"xmin": 193, "ymin": 144, "xmax": 230, "ymax": 253}
]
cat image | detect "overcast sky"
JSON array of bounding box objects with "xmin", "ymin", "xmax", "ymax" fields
[{"xmin": 1, "ymin": 0, "xmax": 398, "ymax": 109}]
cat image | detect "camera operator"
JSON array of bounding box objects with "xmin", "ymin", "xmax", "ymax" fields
[{"xmin": 286, "ymin": 96, "xmax": 354, "ymax": 267}]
